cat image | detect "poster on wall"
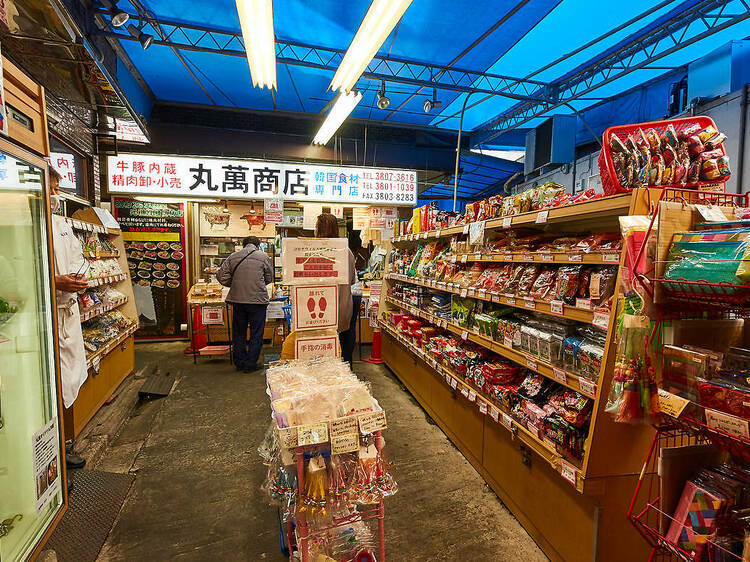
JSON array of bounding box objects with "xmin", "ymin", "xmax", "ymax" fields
[
  {"xmin": 33, "ymin": 419, "xmax": 61, "ymax": 514},
  {"xmin": 264, "ymin": 199, "xmax": 283, "ymax": 223},
  {"xmin": 281, "ymin": 238, "xmax": 349, "ymax": 285},
  {"xmin": 113, "ymin": 197, "xmax": 187, "ymax": 338},
  {"xmin": 199, "ymin": 201, "xmax": 275, "ymax": 238}
]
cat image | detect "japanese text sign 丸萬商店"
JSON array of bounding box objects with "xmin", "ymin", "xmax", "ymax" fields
[
  {"xmin": 281, "ymin": 238, "xmax": 349, "ymax": 285},
  {"xmin": 107, "ymin": 153, "xmax": 417, "ymax": 206},
  {"xmin": 293, "ymin": 285, "xmax": 338, "ymax": 331}
]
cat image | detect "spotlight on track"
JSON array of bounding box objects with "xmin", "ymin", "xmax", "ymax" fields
[
  {"xmin": 101, "ymin": 0, "xmax": 129, "ymax": 27},
  {"xmin": 377, "ymin": 81, "xmax": 390, "ymax": 110},
  {"xmin": 127, "ymin": 23, "xmax": 153, "ymax": 49},
  {"xmin": 423, "ymin": 89, "xmax": 442, "ymax": 113}
]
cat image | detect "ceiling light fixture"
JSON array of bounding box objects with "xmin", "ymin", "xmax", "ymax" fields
[
  {"xmin": 377, "ymin": 81, "xmax": 390, "ymax": 110},
  {"xmin": 423, "ymin": 89, "xmax": 442, "ymax": 113},
  {"xmin": 235, "ymin": 0, "xmax": 277, "ymax": 90},
  {"xmin": 329, "ymin": 0, "xmax": 412, "ymax": 93},
  {"xmin": 222, "ymin": 201, "xmax": 230, "ymax": 213},
  {"xmin": 127, "ymin": 23, "xmax": 153, "ymax": 49},
  {"xmin": 100, "ymin": 0, "xmax": 129, "ymax": 27},
  {"xmin": 312, "ymin": 91, "xmax": 363, "ymax": 146}
]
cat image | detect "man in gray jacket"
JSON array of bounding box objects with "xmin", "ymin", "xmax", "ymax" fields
[{"xmin": 216, "ymin": 236, "xmax": 273, "ymax": 372}]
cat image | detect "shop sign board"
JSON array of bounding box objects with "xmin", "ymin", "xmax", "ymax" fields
[
  {"xmin": 199, "ymin": 201, "xmax": 274, "ymax": 238},
  {"xmin": 107, "ymin": 153, "xmax": 417, "ymax": 205},
  {"xmin": 281, "ymin": 237, "xmax": 349, "ymax": 285},
  {"xmin": 33, "ymin": 419, "xmax": 61, "ymax": 514},
  {"xmin": 47, "ymin": 152, "xmax": 77, "ymax": 192},
  {"xmin": 295, "ymin": 334, "xmax": 339, "ymax": 360},
  {"xmin": 293, "ymin": 285, "xmax": 338, "ymax": 331}
]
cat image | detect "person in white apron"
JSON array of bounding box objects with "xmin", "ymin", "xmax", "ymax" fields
[{"xmin": 49, "ymin": 169, "xmax": 88, "ymax": 469}]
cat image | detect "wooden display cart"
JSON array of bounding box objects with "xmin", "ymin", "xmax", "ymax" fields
[
  {"xmin": 379, "ymin": 189, "xmax": 661, "ymax": 562},
  {"xmin": 65, "ymin": 208, "xmax": 138, "ymax": 437}
]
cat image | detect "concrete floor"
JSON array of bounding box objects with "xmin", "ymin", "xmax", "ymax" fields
[{"xmin": 92, "ymin": 342, "xmax": 548, "ymax": 561}]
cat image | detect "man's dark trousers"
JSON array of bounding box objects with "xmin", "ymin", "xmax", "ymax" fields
[{"xmin": 231, "ymin": 302, "xmax": 267, "ymax": 370}]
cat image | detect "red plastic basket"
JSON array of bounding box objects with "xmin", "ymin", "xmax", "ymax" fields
[{"xmin": 599, "ymin": 116, "xmax": 729, "ymax": 196}]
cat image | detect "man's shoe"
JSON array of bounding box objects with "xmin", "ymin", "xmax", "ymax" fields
[
  {"xmin": 67, "ymin": 478, "xmax": 74, "ymax": 494},
  {"xmin": 243, "ymin": 364, "xmax": 259, "ymax": 373},
  {"xmin": 66, "ymin": 453, "xmax": 86, "ymax": 469}
]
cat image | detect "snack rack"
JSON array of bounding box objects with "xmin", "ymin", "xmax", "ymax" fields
[
  {"xmin": 625, "ymin": 184, "xmax": 750, "ymax": 560},
  {"xmin": 66, "ymin": 208, "xmax": 138, "ymax": 437},
  {"xmin": 379, "ymin": 189, "xmax": 660, "ymax": 561},
  {"xmin": 282, "ymin": 429, "xmax": 387, "ymax": 562}
]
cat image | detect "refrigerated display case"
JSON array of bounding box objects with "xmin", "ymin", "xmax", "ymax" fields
[{"xmin": 0, "ymin": 141, "xmax": 67, "ymax": 560}]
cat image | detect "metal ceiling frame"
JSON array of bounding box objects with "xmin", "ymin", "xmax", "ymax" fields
[
  {"xmin": 474, "ymin": 0, "xmax": 750, "ymax": 143},
  {"xmin": 94, "ymin": 10, "xmax": 550, "ymax": 102}
]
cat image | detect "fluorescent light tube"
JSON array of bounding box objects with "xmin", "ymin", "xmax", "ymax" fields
[
  {"xmin": 313, "ymin": 91, "xmax": 363, "ymax": 145},
  {"xmin": 330, "ymin": 0, "xmax": 412, "ymax": 93},
  {"xmin": 235, "ymin": 0, "xmax": 277, "ymax": 89}
]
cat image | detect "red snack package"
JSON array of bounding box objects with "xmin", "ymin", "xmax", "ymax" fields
[
  {"xmin": 687, "ymin": 135, "xmax": 704, "ymax": 157},
  {"xmin": 678, "ymin": 123, "xmax": 702, "ymax": 141}
]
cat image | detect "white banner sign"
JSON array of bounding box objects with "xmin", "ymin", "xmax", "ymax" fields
[
  {"xmin": 107, "ymin": 153, "xmax": 417, "ymax": 205},
  {"xmin": 293, "ymin": 284, "xmax": 338, "ymax": 331},
  {"xmin": 281, "ymin": 237, "xmax": 349, "ymax": 285},
  {"xmin": 47, "ymin": 152, "xmax": 77, "ymax": 192}
]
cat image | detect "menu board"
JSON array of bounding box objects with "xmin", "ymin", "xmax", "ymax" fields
[{"xmin": 113, "ymin": 197, "xmax": 187, "ymax": 338}]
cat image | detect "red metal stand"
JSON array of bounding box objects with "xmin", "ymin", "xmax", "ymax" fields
[{"xmin": 364, "ymin": 329, "xmax": 385, "ymax": 364}]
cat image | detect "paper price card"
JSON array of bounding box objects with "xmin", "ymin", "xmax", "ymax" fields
[
  {"xmin": 331, "ymin": 433, "xmax": 360, "ymax": 454},
  {"xmin": 478, "ymin": 402, "xmax": 488, "ymax": 415},
  {"xmin": 461, "ymin": 255, "xmax": 468, "ymax": 263},
  {"xmin": 592, "ymin": 311, "xmax": 610, "ymax": 330},
  {"xmin": 477, "ymin": 289, "xmax": 487, "ymax": 299},
  {"xmin": 506, "ymin": 296, "xmax": 516, "ymax": 306},
  {"xmin": 541, "ymin": 253, "xmax": 554, "ymax": 262},
  {"xmin": 705, "ymin": 408, "xmax": 750, "ymax": 438},
  {"xmin": 503, "ymin": 253, "xmax": 513, "ymax": 262},
  {"xmin": 503, "ymin": 335, "xmax": 514, "ymax": 348},
  {"xmin": 451, "ymin": 255, "xmax": 457, "ymax": 263},
  {"xmin": 502, "ymin": 217, "xmax": 513, "ymax": 229},
  {"xmin": 330, "ymin": 416, "xmax": 359, "ymax": 438},
  {"xmin": 550, "ymin": 300, "xmax": 564, "ymax": 315},
  {"xmin": 277, "ymin": 427, "xmax": 299, "ymax": 448},
  {"xmin": 450, "ymin": 378, "xmax": 458, "ymax": 390},
  {"xmin": 501, "ymin": 413, "xmax": 514, "ymax": 430},
  {"xmin": 468, "ymin": 390, "xmax": 477, "ymax": 402},
  {"xmin": 358, "ymin": 411, "xmax": 387, "ymax": 434},
  {"xmin": 576, "ymin": 298, "xmax": 591, "ymax": 310},
  {"xmin": 489, "ymin": 405, "xmax": 500, "ymax": 422},
  {"xmin": 523, "ymin": 298, "xmax": 536, "ymax": 310},
  {"xmin": 560, "ymin": 460, "xmax": 577, "ymax": 487},
  {"xmin": 297, "ymin": 423, "xmax": 329, "ymax": 446},
  {"xmin": 461, "ymin": 331, "xmax": 469, "ymax": 341},
  {"xmin": 656, "ymin": 389, "xmax": 689, "ymax": 419},
  {"xmin": 568, "ymin": 253, "xmax": 582, "ymax": 262},
  {"xmin": 535, "ymin": 210, "xmax": 549, "ymax": 224},
  {"xmin": 523, "ymin": 253, "xmax": 535, "ymax": 262},
  {"xmin": 552, "ymin": 368, "xmax": 567, "ymax": 385},
  {"xmin": 578, "ymin": 378, "xmax": 596, "ymax": 397},
  {"xmin": 460, "ymin": 387, "xmax": 469, "ymax": 398},
  {"xmin": 436, "ymin": 230, "xmax": 441, "ymax": 238},
  {"xmin": 492, "ymin": 294, "xmax": 503, "ymax": 304},
  {"xmin": 468, "ymin": 289, "xmax": 475, "ymax": 297},
  {"xmin": 527, "ymin": 357, "xmax": 537, "ymax": 370},
  {"xmin": 463, "ymin": 224, "xmax": 470, "ymax": 234},
  {"xmin": 460, "ymin": 288, "xmax": 468, "ymax": 298},
  {"xmin": 602, "ymin": 253, "xmax": 620, "ymax": 263},
  {"xmin": 474, "ymin": 253, "xmax": 482, "ymax": 260}
]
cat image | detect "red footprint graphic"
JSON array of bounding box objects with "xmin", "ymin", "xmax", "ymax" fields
[
  {"xmin": 318, "ymin": 297, "xmax": 327, "ymax": 318},
  {"xmin": 307, "ymin": 297, "xmax": 317, "ymax": 318}
]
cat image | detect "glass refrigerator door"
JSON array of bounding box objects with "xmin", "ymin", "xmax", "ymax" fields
[{"xmin": 0, "ymin": 149, "xmax": 65, "ymax": 560}]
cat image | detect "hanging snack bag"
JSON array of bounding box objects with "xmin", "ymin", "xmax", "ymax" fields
[
  {"xmin": 662, "ymin": 124, "xmax": 679, "ymax": 148},
  {"xmin": 553, "ymin": 265, "xmax": 583, "ymax": 305},
  {"xmin": 609, "ymin": 133, "xmax": 628, "ymax": 153},
  {"xmin": 687, "ymin": 135, "xmax": 705, "ymax": 158},
  {"xmin": 644, "ymin": 128, "xmax": 660, "ymax": 152},
  {"xmin": 704, "ymin": 132, "xmax": 727, "ymax": 151}
]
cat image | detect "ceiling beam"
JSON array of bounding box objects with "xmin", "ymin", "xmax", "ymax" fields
[
  {"xmin": 475, "ymin": 0, "xmax": 750, "ymax": 143},
  {"xmin": 94, "ymin": 11, "xmax": 549, "ymax": 102}
]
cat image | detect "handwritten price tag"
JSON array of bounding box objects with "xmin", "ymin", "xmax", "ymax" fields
[
  {"xmin": 657, "ymin": 389, "xmax": 690, "ymax": 419},
  {"xmin": 579, "ymin": 378, "xmax": 596, "ymax": 397},
  {"xmin": 535, "ymin": 210, "xmax": 549, "ymax": 224},
  {"xmin": 502, "ymin": 217, "xmax": 513, "ymax": 229},
  {"xmin": 560, "ymin": 460, "xmax": 577, "ymax": 487},
  {"xmin": 331, "ymin": 433, "xmax": 359, "ymax": 454},
  {"xmin": 461, "ymin": 330, "xmax": 469, "ymax": 341},
  {"xmin": 553, "ymin": 368, "xmax": 567, "ymax": 385},
  {"xmin": 593, "ymin": 311, "xmax": 610, "ymax": 330},
  {"xmin": 297, "ymin": 423, "xmax": 329, "ymax": 446},
  {"xmin": 358, "ymin": 411, "xmax": 387, "ymax": 434},
  {"xmin": 330, "ymin": 416, "xmax": 359, "ymax": 438}
]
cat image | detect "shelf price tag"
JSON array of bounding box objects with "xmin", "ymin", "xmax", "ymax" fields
[
  {"xmin": 506, "ymin": 296, "xmax": 516, "ymax": 306},
  {"xmin": 460, "ymin": 387, "xmax": 469, "ymax": 398},
  {"xmin": 330, "ymin": 416, "xmax": 359, "ymax": 438},
  {"xmin": 461, "ymin": 254, "xmax": 468, "ymax": 263},
  {"xmin": 477, "ymin": 289, "xmax": 487, "ymax": 299},
  {"xmin": 503, "ymin": 253, "xmax": 514, "ymax": 262},
  {"xmin": 568, "ymin": 253, "xmax": 582, "ymax": 263},
  {"xmin": 560, "ymin": 460, "xmax": 577, "ymax": 487},
  {"xmin": 491, "ymin": 293, "xmax": 502, "ymax": 303},
  {"xmin": 450, "ymin": 378, "xmax": 458, "ymax": 390},
  {"xmin": 592, "ymin": 311, "xmax": 610, "ymax": 330},
  {"xmin": 657, "ymin": 389, "xmax": 690, "ymax": 419},
  {"xmin": 503, "ymin": 334, "xmax": 514, "ymax": 348},
  {"xmin": 297, "ymin": 423, "xmax": 329, "ymax": 446},
  {"xmin": 436, "ymin": 230, "xmax": 441, "ymax": 238},
  {"xmin": 474, "ymin": 252, "xmax": 482, "ymax": 261},
  {"xmin": 578, "ymin": 378, "xmax": 596, "ymax": 397},
  {"xmin": 501, "ymin": 413, "xmax": 514, "ymax": 430},
  {"xmin": 422, "ymin": 232, "xmax": 428, "ymax": 239},
  {"xmin": 527, "ymin": 357, "xmax": 537, "ymax": 370},
  {"xmin": 602, "ymin": 252, "xmax": 620, "ymax": 263},
  {"xmin": 461, "ymin": 330, "xmax": 469, "ymax": 341},
  {"xmin": 277, "ymin": 427, "xmax": 298, "ymax": 449},
  {"xmin": 550, "ymin": 300, "xmax": 564, "ymax": 315},
  {"xmin": 576, "ymin": 298, "xmax": 591, "ymax": 310},
  {"xmin": 489, "ymin": 405, "xmax": 500, "ymax": 422},
  {"xmin": 705, "ymin": 408, "xmax": 750, "ymax": 437},
  {"xmin": 463, "ymin": 224, "xmax": 470, "ymax": 235},
  {"xmin": 331, "ymin": 433, "xmax": 359, "ymax": 454},
  {"xmin": 451, "ymin": 255, "xmax": 457, "ymax": 263},
  {"xmin": 478, "ymin": 402, "xmax": 488, "ymax": 415},
  {"xmin": 523, "ymin": 253, "xmax": 535, "ymax": 262},
  {"xmin": 468, "ymin": 390, "xmax": 477, "ymax": 402},
  {"xmin": 467, "ymin": 289, "xmax": 476, "ymax": 297},
  {"xmin": 523, "ymin": 298, "xmax": 536, "ymax": 310},
  {"xmin": 541, "ymin": 252, "xmax": 554, "ymax": 262},
  {"xmin": 552, "ymin": 368, "xmax": 567, "ymax": 385},
  {"xmin": 502, "ymin": 217, "xmax": 513, "ymax": 229},
  {"xmin": 460, "ymin": 288, "xmax": 468, "ymax": 298},
  {"xmin": 535, "ymin": 210, "xmax": 549, "ymax": 224}
]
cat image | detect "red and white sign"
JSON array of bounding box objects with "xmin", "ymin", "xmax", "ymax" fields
[
  {"xmin": 369, "ymin": 206, "xmax": 396, "ymax": 230},
  {"xmin": 293, "ymin": 285, "xmax": 338, "ymax": 331},
  {"xmin": 201, "ymin": 306, "xmax": 225, "ymax": 325},
  {"xmin": 47, "ymin": 152, "xmax": 77, "ymax": 192},
  {"xmin": 295, "ymin": 335, "xmax": 339, "ymax": 360},
  {"xmin": 264, "ymin": 199, "xmax": 284, "ymax": 223},
  {"xmin": 281, "ymin": 237, "xmax": 349, "ymax": 285}
]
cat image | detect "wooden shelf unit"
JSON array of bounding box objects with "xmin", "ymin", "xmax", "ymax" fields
[
  {"xmin": 380, "ymin": 189, "xmax": 657, "ymax": 562},
  {"xmin": 66, "ymin": 208, "xmax": 138, "ymax": 437}
]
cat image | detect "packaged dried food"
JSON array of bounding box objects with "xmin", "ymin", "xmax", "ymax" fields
[
  {"xmin": 516, "ymin": 265, "xmax": 541, "ymax": 296},
  {"xmin": 662, "ymin": 124, "xmax": 678, "ymax": 148},
  {"xmin": 717, "ymin": 155, "xmax": 731, "ymax": 177},
  {"xmin": 451, "ymin": 296, "xmax": 474, "ymax": 328},
  {"xmin": 678, "ymin": 123, "xmax": 702, "ymax": 141},
  {"xmin": 609, "ymin": 133, "xmax": 627, "ymax": 153},
  {"xmin": 553, "ymin": 265, "xmax": 582, "ymax": 305},
  {"xmin": 687, "ymin": 135, "xmax": 704, "ymax": 157},
  {"xmin": 701, "ymin": 158, "xmax": 721, "ymax": 181},
  {"xmin": 530, "ymin": 267, "xmax": 557, "ymax": 301},
  {"xmin": 697, "ymin": 125, "xmax": 719, "ymax": 144},
  {"xmin": 589, "ymin": 266, "xmax": 618, "ymax": 307},
  {"xmin": 644, "ymin": 128, "xmax": 660, "ymax": 151},
  {"xmin": 517, "ymin": 373, "xmax": 554, "ymax": 403},
  {"xmin": 704, "ymin": 132, "xmax": 726, "ymax": 151}
]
